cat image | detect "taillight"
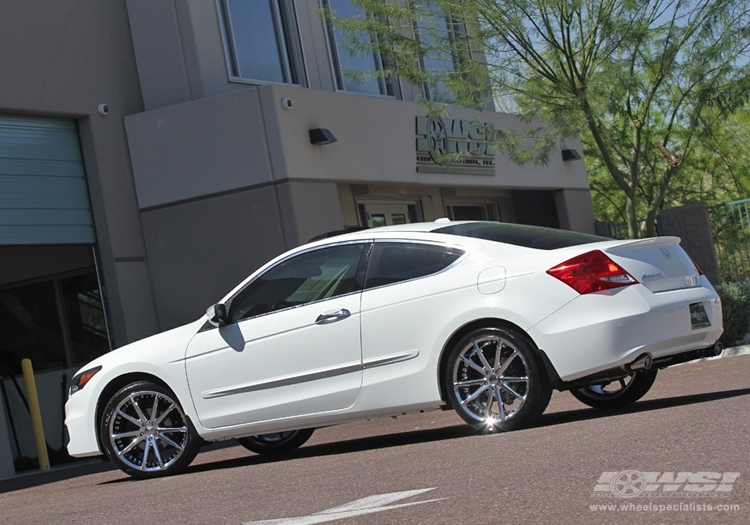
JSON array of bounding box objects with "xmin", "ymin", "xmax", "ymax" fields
[{"xmin": 547, "ymin": 250, "xmax": 638, "ymax": 295}]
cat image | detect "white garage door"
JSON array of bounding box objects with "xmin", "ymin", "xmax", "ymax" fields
[{"xmin": 0, "ymin": 114, "xmax": 95, "ymax": 245}]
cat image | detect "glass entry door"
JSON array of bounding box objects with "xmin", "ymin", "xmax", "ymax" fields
[{"xmin": 360, "ymin": 202, "xmax": 417, "ymax": 228}]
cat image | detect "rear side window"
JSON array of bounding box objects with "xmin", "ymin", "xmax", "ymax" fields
[{"xmin": 364, "ymin": 242, "xmax": 464, "ymax": 288}]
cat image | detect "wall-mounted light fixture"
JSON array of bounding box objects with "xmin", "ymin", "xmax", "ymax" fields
[
  {"xmin": 561, "ymin": 148, "xmax": 582, "ymax": 161},
  {"xmin": 309, "ymin": 128, "xmax": 337, "ymax": 145}
]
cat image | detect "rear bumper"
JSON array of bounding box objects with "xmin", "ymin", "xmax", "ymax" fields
[{"xmin": 529, "ymin": 281, "xmax": 722, "ymax": 382}]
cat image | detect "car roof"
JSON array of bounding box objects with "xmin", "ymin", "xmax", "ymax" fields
[{"xmin": 315, "ymin": 220, "xmax": 609, "ymax": 251}]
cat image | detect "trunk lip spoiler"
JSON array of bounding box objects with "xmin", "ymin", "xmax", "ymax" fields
[{"xmin": 604, "ymin": 236, "xmax": 682, "ymax": 253}]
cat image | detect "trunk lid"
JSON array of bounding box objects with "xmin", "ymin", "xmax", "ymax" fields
[{"xmin": 604, "ymin": 237, "xmax": 701, "ymax": 293}]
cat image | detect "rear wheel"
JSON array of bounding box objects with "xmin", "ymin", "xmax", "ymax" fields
[
  {"xmin": 237, "ymin": 428, "xmax": 314, "ymax": 455},
  {"xmin": 571, "ymin": 370, "xmax": 657, "ymax": 409},
  {"xmin": 445, "ymin": 327, "xmax": 551, "ymax": 432},
  {"xmin": 100, "ymin": 381, "xmax": 201, "ymax": 479}
]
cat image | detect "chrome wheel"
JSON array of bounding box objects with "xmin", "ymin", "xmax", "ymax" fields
[
  {"xmin": 587, "ymin": 376, "xmax": 634, "ymax": 396},
  {"xmin": 446, "ymin": 328, "xmax": 550, "ymax": 431},
  {"xmin": 237, "ymin": 428, "xmax": 314, "ymax": 455},
  {"xmin": 101, "ymin": 382, "xmax": 200, "ymax": 478},
  {"xmin": 571, "ymin": 370, "xmax": 657, "ymax": 409}
]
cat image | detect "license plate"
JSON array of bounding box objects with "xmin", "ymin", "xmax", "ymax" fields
[{"xmin": 690, "ymin": 303, "xmax": 711, "ymax": 329}]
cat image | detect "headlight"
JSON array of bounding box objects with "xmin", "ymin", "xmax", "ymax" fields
[{"xmin": 69, "ymin": 366, "xmax": 102, "ymax": 395}]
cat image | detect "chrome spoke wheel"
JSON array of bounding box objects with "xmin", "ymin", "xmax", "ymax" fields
[
  {"xmin": 571, "ymin": 370, "xmax": 658, "ymax": 409},
  {"xmin": 451, "ymin": 335, "xmax": 530, "ymax": 425},
  {"xmin": 237, "ymin": 428, "xmax": 315, "ymax": 455},
  {"xmin": 108, "ymin": 390, "xmax": 189, "ymax": 473},
  {"xmin": 585, "ymin": 375, "xmax": 633, "ymax": 396}
]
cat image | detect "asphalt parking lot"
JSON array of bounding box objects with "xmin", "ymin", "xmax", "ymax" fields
[{"xmin": 1, "ymin": 351, "xmax": 748, "ymax": 525}]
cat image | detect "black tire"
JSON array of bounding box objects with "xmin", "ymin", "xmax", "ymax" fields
[
  {"xmin": 571, "ymin": 370, "xmax": 657, "ymax": 409},
  {"xmin": 445, "ymin": 327, "xmax": 551, "ymax": 432},
  {"xmin": 237, "ymin": 429, "xmax": 314, "ymax": 455},
  {"xmin": 100, "ymin": 381, "xmax": 201, "ymax": 479}
]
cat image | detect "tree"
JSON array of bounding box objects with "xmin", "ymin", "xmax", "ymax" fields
[
  {"xmin": 326, "ymin": 0, "xmax": 750, "ymax": 238},
  {"xmin": 589, "ymin": 105, "xmax": 750, "ymax": 227}
]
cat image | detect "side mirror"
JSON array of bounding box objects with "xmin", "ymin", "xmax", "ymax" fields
[{"xmin": 206, "ymin": 303, "xmax": 227, "ymax": 327}]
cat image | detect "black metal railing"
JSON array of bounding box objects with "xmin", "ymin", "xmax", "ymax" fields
[{"xmin": 707, "ymin": 198, "xmax": 750, "ymax": 283}]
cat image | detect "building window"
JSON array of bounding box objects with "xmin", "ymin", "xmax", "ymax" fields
[
  {"xmin": 446, "ymin": 204, "xmax": 499, "ymax": 222},
  {"xmin": 358, "ymin": 201, "xmax": 422, "ymax": 228},
  {"xmin": 219, "ymin": 0, "xmax": 304, "ymax": 84},
  {"xmin": 324, "ymin": 0, "xmax": 395, "ymax": 96},
  {"xmin": 414, "ymin": 1, "xmax": 457, "ymax": 102}
]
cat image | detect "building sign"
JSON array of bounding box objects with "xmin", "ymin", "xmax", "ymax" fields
[{"xmin": 416, "ymin": 116, "xmax": 495, "ymax": 175}]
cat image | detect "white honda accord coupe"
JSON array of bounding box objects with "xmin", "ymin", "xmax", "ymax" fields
[{"xmin": 65, "ymin": 221, "xmax": 723, "ymax": 478}]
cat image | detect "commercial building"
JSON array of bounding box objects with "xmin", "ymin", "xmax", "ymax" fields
[{"xmin": 0, "ymin": 1, "xmax": 595, "ymax": 478}]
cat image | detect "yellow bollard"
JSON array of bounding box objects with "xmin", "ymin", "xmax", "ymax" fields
[{"xmin": 20, "ymin": 359, "xmax": 50, "ymax": 471}]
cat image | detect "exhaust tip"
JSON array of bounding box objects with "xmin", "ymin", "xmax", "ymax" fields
[
  {"xmin": 629, "ymin": 353, "xmax": 653, "ymax": 371},
  {"xmin": 713, "ymin": 342, "xmax": 724, "ymax": 357}
]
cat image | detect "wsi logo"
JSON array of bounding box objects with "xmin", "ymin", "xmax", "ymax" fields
[{"xmin": 593, "ymin": 471, "xmax": 740, "ymax": 498}]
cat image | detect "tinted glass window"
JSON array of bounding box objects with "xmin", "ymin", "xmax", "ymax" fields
[
  {"xmin": 324, "ymin": 0, "xmax": 388, "ymax": 95},
  {"xmin": 229, "ymin": 244, "xmax": 365, "ymax": 323},
  {"xmin": 221, "ymin": 0, "xmax": 301, "ymax": 84},
  {"xmin": 0, "ymin": 271, "xmax": 109, "ymax": 374},
  {"xmin": 416, "ymin": 1, "xmax": 456, "ymax": 102},
  {"xmin": 364, "ymin": 242, "xmax": 464, "ymax": 288},
  {"xmin": 435, "ymin": 222, "xmax": 607, "ymax": 250},
  {"xmin": 0, "ymin": 282, "xmax": 66, "ymax": 373},
  {"xmin": 60, "ymin": 273, "xmax": 109, "ymax": 366}
]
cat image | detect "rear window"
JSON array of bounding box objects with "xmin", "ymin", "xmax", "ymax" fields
[{"xmin": 435, "ymin": 222, "xmax": 607, "ymax": 250}]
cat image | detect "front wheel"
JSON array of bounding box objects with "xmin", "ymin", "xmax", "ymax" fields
[
  {"xmin": 571, "ymin": 370, "xmax": 657, "ymax": 409},
  {"xmin": 100, "ymin": 381, "xmax": 201, "ymax": 479},
  {"xmin": 445, "ymin": 327, "xmax": 551, "ymax": 432},
  {"xmin": 237, "ymin": 428, "xmax": 314, "ymax": 455}
]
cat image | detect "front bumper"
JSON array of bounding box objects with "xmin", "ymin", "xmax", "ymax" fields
[{"xmin": 65, "ymin": 389, "xmax": 102, "ymax": 458}]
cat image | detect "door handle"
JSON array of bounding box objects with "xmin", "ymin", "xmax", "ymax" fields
[{"xmin": 315, "ymin": 308, "xmax": 351, "ymax": 324}]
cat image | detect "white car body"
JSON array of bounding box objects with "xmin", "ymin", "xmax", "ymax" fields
[{"xmin": 65, "ymin": 221, "xmax": 722, "ymax": 472}]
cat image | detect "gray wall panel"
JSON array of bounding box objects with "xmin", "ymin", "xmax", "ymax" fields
[
  {"xmin": 125, "ymin": 0, "xmax": 193, "ymax": 110},
  {"xmin": 659, "ymin": 202, "xmax": 720, "ymax": 285},
  {"xmin": 125, "ymin": 89, "xmax": 275, "ymax": 210},
  {"xmin": 140, "ymin": 186, "xmax": 287, "ymax": 330}
]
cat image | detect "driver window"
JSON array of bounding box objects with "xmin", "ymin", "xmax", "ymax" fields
[{"xmin": 229, "ymin": 243, "xmax": 365, "ymax": 323}]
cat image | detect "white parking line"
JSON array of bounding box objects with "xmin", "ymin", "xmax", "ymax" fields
[{"xmin": 242, "ymin": 488, "xmax": 445, "ymax": 525}]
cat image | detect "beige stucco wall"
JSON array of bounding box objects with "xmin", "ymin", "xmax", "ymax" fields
[
  {"xmin": 261, "ymin": 84, "xmax": 591, "ymax": 193},
  {"xmin": 126, "ymin": 84, "xmax": 592, "ymax": 206}
]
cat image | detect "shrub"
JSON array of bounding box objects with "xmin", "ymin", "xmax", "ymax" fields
[{"xmin": 715, "ymin": 281, "xmax": 750, "ymax": 346}]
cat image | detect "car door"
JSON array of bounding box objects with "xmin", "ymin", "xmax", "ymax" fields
[
  {"xmin": 358, "ymin": 241, "xmax": 466, "ymax": 405},
  {"xmin": 185, "ymin": 242, "xmax": 367, "ymax": 429}
]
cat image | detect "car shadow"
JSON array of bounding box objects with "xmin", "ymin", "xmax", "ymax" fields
[
  {"xmin": 532, "ymin": 386, "xmax": 750, "ymax": 428},
  {"xmin": 98, "ymin": 386, "xmax": 750, "ymax": 484}
]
